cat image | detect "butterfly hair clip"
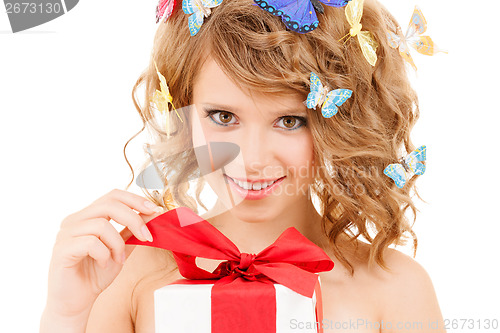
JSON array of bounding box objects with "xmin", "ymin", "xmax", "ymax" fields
[
  {"xmin": 305, "ymin": 72, "xmax": 352, "ymax": 118},
  {"xmin": 387, "ymin": 6, "xmax": 447, "ymax": 71},
  {"xmin": 151, "ymin": 61, "xmax": 184, "ymax": 138},
  {"xmin": 384, "ymin": 145, "xmax": 426, "ymax": 188},
  {"xmin": 253, "ymin": 0, "xmax": 351, "ymax": 34},
  {"xmin": 156, "ymin": 0, "xmax": 178, "ymax": 23},
  {"xmin": 338, "ymin": 0, "xmax": 378, "ymax": 66},
  {"xmin": 182, "ymin": 0, "xmax": 223, "ymax": 36}
]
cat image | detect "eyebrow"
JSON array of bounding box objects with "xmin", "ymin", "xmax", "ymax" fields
[{"xmin": 201, "ymin": 103, "xmax": 308, "ymax": 117}]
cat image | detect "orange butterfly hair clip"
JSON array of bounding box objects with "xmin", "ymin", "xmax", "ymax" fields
[{"xmin": 387, "ymin": 6, "xmax": 447, "ymax": 71}]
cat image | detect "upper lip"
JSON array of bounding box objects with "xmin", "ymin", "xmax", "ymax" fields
[{"xmin": 225, "ymin": 175, "xmax": 285, "ymax": 184}]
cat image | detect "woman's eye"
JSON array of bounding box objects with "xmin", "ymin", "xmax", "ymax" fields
[
  {"xmin": 277, "ymin": 116, "xmax": 306, "ymax": 130},
  {"xmin": 205, "ymin": 110, "xmax": 237, "ymax": 126},
  {"xmin": 203, "ymin": 110, "xmax": 307, "ymax": 131}
]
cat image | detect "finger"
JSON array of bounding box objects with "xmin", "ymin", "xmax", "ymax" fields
[
  {"xmin": 119, "ymin": 211, "xmax": 164, "ymax": 261},
  {"xmin": 118, "ymin": 210, "xmax": 163, "ymax": 240},
  {"xmin": 119, "ymin": 227, "xmax": 141, "ymax": 262},
  {"xmin": 68, "ymin": 189, "xmax": 162, "ymax": 222},
  {"xmin": 113, "ymin": 230, "xmax": 151, "ymax": 268},
  {"xmin": 119, "ymin": 232, "xmax": 152, "ymax": 265},
  {"xmin": 96, "ymin": 189, "xmax": 163, "ymax": 216},
  {"xmin": 65, "ymin": 200, "xmax": 153, "ymax": 244},
  {"xmin": 60, "ymin": 218, "xmax": 127, "ymax": 265},
  {"xmin": 120, "ymin": 226, "xmax": 133, "ymax": 243},
  {"xmin": 55, "ymin": 235, "xmax": 112, "ymax": 269}
]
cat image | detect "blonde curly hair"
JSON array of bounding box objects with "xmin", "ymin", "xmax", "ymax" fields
[{"xmin": 123, "ymin": 0, "xmax": 421, "ymax": 276}]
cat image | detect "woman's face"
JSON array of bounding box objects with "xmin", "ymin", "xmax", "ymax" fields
[{"xmin": 191, "ymin": 57, "xmax": 316, "ymax": 221}]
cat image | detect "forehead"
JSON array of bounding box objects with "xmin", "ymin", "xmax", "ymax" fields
[{"xmin": 192, "ymin": 57, "xmax": 307, "ymax": 113}]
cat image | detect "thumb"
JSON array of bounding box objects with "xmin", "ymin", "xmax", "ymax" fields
[
  {"xmin": 120, "ymin": 227, "xmax": 137, "ymax": 261},
  {"xmin": 120, "ymin": 211, "xmax": 163, "ymax": 260}
]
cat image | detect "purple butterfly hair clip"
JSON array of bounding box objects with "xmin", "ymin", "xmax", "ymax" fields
[{"xmin": 253, "ymin": 0, "xmax": 351, "ymax": 33}]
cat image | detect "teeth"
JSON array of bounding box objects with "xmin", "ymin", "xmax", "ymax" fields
[{"xmin": 231, "ymin": 178, "xmax": 277, "ymax": 190}]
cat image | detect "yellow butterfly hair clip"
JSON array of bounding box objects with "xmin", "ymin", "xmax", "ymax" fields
[
  {"xmin": 338, "ymin": 0, "xmax": 378, "ymax": 66},
  {"xmin": 387, "ymin": 6, "xmax": 447, "ymax": 71},
  {"xmin": 151, "ymin": 60, "xmax": 183, "ymax": 138}
]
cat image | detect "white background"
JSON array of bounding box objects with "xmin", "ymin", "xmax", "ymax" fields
[{"xmin": 1, "ymin": 0, "xmax": 499, "ymax": 331}]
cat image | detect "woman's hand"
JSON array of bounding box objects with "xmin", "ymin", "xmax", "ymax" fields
[{"xmin": 41, "ymin": 189, "xmax": 163, "ymax": 331}]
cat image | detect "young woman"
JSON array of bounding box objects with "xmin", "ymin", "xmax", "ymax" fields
[{"xmin": 41, "ymin": 0, "xmax": 445, "ymax": 331}]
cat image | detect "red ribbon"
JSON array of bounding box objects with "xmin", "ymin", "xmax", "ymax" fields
[{"xmin": 125, "ymin": 206, "xmax": 334, "ymax": 332}]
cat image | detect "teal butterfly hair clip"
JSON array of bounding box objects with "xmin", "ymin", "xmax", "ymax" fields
[
  {"xmin": 384, "ymin": 145, "xmax": 426, "ymax": 188},
  {"xmin": 182, "ymin": 0, "xmax": 223, "ymax": 36},
  {"xmin": 305, "ymin": 72, "xmax": 353, "ymax": 118}
]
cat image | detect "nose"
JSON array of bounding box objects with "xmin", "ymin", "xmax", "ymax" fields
[{"xmin": 238, "ymin": 127, "xmax": 273, "ymax": 175}]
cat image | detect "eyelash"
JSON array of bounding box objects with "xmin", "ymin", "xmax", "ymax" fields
[{"xmin": 202, "ymin": 109, "xmax": 308, "ymax": 131}]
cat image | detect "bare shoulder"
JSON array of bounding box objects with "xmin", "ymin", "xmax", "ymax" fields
[
  {"xmin": 323, "ymin": 240, "xmax": 446, "ymax": 332},
  {"xmin": 371, "ymin": 248, "xmax": 446, "ymax": 332},
  {"xmin": 374, "ymin": 247, "xmax": 438, "ymax": 294}
]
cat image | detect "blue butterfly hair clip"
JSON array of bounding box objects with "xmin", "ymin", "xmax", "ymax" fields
[
  {"xmin": 384, "ymin": 145, "xmax": 426, "ymax": 188},
  {"xmin": 182, "ymin": 0, "xmax": 223, "ymax": 36},
  {"xmin": 253, "ymin": 0, "xmax": 351, "ymax": 33},
  {"xmin": 305, "ymin": 72, "xmax": 352, "ymax": 118}
]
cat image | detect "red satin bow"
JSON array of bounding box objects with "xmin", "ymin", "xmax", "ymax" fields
[{"xmin": 126, "ymin": 206, "xmax": 334, "ymax": 332}]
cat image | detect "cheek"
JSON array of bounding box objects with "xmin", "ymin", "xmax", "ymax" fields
[{"xmin": 274, "ymin": 133, "xmax": 315, "ymax": 176}]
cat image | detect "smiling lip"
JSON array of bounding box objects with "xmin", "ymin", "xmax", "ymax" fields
[
  {"xmin": 224, "ymin": 174, "xmax": 285, "ymax": 200},
  {"xmin": 228, "ymin": 176, "xmax": 285, "ymax": 183}
]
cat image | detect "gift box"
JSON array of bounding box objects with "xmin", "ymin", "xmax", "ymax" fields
[
  {"xmin": 154, "ymin": 276, "xmax": 324, "ymax": 333},
  {"xmin": 125, "ymin": 207, "xmax": 333, "ymax": 333}
]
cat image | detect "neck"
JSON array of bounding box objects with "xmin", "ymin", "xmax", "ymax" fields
[{"xmin": 201, "ymin": 198, "xmax": 328, "ymax": 254}]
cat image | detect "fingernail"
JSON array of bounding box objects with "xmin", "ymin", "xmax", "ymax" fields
[
  {"xmin": 141, "ymin": 225, "xmax": 154, "ymax": 242},
  {"xmin": 144, "ymin": 200, "xmax": 158, "ymax": 211}
]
